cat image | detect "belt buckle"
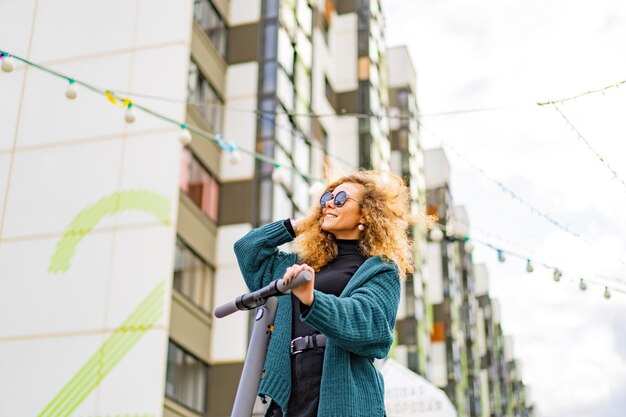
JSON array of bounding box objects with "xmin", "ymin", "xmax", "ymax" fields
[{"xmin": 290, "ymin": 336, "xmax": 304, "ymax": 355}]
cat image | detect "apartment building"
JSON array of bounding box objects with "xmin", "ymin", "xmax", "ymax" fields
[
  {"xmin": 423, "ymin": 149, "xmax": 535, "ymax": 417},
  {"xmin": 386, "ymin": 45, "xmax": 430, "ymax": 376},
  {"xmin": 0, "ymin": 1, "xmax": 429, "ymax": 417},
  {"xmin": 1, "ymin": 0, "xmax": 540, "ymax": 413}
]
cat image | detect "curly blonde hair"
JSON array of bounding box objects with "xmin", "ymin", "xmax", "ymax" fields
[{"xmin": 293, "ymin": 170, "xmax": 414, "ymax": 278}]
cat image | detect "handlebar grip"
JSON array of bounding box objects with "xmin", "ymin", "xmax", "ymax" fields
[
  {"xmin": 276, "ymin": 270, "xmax": 313, "ymax": 294},
  {"xmin": 213, "ymin": 270, "xmax": 314, "ymax": 319},
  {"xmin": 214, "ymin": 300, "xmax": 239, "ymax": 319}
]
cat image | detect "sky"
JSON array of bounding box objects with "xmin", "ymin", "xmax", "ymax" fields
[{"xmin": 384, "ymin": 1, "xmax": 626, "ymax": 416}]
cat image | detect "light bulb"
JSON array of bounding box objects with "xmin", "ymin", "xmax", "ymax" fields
[
  {"xmin": 65, "ymin": 81, "xmax": 77, "ymax": 99},
  {"xmin": 497, "ymin": 249, "xmax": 506, "ymax": 263},
  {"xmin": 603, "ymin": 286, "xmax": 611, "ymax": 299},
  {"xmin": 553, "ymin": 269, "xmax": 562, "ymax": 282},
  {"xmin": 446, "ymin": 222, "xmax": 455, "ymax": 237},
  {"xmin": 228, "ymin": 149, "xmax": 241, "ymax": 164},
  {"xmin": 124, "ymin": 105, "xmax": 136, "ymax": 123},
  {"xmin": 429, "ymin": 227, "xmax": 444, "ymax": 242},
  {"xmin": 272, "ymin": 166, "xmax": 288, "ymax": 185},
  {"xmin": 579, "ymin": 278, "xmax": 587, "ymax": 291},
  {"xmin": 464, "ymin": 241, "xmax": 474, "ymax": 254},
  {"xmin": 1, "ymin": 55, "xmax": 14, "ymax": 73},
  {"xmin": 526, "ymin": 259, "xmax": 534, "ymax": 273},
  {"xmin": 179, "ymin": 127, "xmax": 192, "ymax": 146}
]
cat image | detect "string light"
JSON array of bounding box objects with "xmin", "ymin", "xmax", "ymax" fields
[
  {"xmin": 109, "ymin": 77, "xmax": 626, "ymax": 120},
  {"xmin": 272, "ymin": 165, "xmax": 289, "ymax": 185},
  {"xmin": 228, "ymin": 147, "xmax": 241, "ymax": 165},
  {"xmin": 1, "ymin": 52, "xmax": 14, "ymax": 73},
  {"xmin": 420, "ymin": 123, "xmax": 592, "ymax": 244},
  {"xmin": 179, "ymin": 125, "xmax": 192, "ymax": 146},
  {"xmin": 65, "ymin": 79, "xmax": 77, "ymax": 100},
  {"xmin": 429, "ymin": 227, "xmax": 444, "ymax": 242},
  {"xmin": 604, "ymin": 286, "xmax": 611, "ymax": 299},
  {"xmin": 537, "ymin": 80, "xmax": 626, "ymax": 106},
  {"xmin": 434, "ymin": 225, "xmax": 625, "ymax": 299},
  {"xmin": 212, "ymin": 134, "xmax": 242, "ymax": 165},
  {"xmin": 421, "ymin": 122, "xmax": 626, "ymax": 272},
  {"xmin": 4, "ymin": 49, "xmax": 626, "ymax": 297},
  {"xmin": 0, "ymin": 50, "xmax": 321, "ymax": 186},
  {"xmin": 445, "ymin": 222, "xmax": 455, "ymax": 237},
  {"xmin": 8, "ymin": 48, "xmax": 625, "ymax": 224},
  {"xmin": 464, "ymin": 241, "xmax": 474, "ymax": 254},
  {"xmin": 552, "ymin": 104, "xmax": 626, "ymax": 192},
  {"xmin": 124, "ymin": 103, "xmax": 136, "ymax": 123}
]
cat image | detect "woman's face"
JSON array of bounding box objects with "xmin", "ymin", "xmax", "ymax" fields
[{"xmin": 320, "ymin": 182, "xmax": 365, "ymax": 239}]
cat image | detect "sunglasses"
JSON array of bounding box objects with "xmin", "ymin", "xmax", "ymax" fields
[{"xmin": 320, "ymin": 190, "xmax": 361, "ymax": 208}]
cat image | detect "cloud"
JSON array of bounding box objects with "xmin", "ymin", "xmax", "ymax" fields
[{"xmin": 385, "ymin": 1, "xmax": 626, "ymax": 415}]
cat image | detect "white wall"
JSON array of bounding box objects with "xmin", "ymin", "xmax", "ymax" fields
[
  {"xmin": 330, "ymin": 13, "xmax": 358, "ymax": 92},
  {"xmin": 387, "ymin": 45, "xmax": 417, "ymax": 92},
  {"xmin": 229, "ymin": 0, "xmax": 261, "ymax": 25},
  {"xmin": 212, "ymin": 224, "xmax": 253, "ymax": 362},
  {"xmin": 428, "ymin": 342, "xmax": 448, "ymax": 387},
  {"xmin": 424, "ymin": 148, "xmax": 451, "ymax": 190},
  {"xmin": 221, "ymin": 62, "xmax": 259, "ymax": 181},
  {"xmin": 425, "ymin": 242, "xmax": 444, "ymax": 304},
  {"xmin": 0, "ymin": 1, "xmax": 193, "ymax": 416}
]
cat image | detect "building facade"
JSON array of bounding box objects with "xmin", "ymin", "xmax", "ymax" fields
[
  {"xmin": 0, "ymin": 1, "xmax": 535, "ymax": 417},
  {"xmin": 423, "ymin": 149, "xmax": 535, "ymax": 417},
  {"xmin": 386, "ymin": 45, "xmax": 430, "ymax": 377}
]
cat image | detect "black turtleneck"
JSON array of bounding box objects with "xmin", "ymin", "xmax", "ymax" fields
[{"xmin": 284, "ymin": 220, "xmax": 368, "ymax": 339}]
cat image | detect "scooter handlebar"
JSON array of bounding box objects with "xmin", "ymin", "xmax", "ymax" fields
[{"xmin": 214, "ymin": 270, "xmax": 313, "ymax": 319}]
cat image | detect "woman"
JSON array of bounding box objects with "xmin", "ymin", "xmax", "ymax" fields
[{"xmin": 234, "ymin": 170, "xmax": 414, "ymax": 417}]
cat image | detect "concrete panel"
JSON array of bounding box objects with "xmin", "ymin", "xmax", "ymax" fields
[{"xmin": 169, "ymin": 292, "xmax": 212, "ymax": 363}]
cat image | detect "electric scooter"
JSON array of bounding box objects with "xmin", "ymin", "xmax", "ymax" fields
[{"xmin": 214, "ymin": 270, "xmax": 313, "ymax": 417}]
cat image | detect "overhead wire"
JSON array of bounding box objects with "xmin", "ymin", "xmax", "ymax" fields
[
  {"xmin": 3, "ymin": 49, "xmax": 625, "ymax": 289},
  {"xmin": 552, "ymin": 104, "xmax": 626, "ymax": 192}
]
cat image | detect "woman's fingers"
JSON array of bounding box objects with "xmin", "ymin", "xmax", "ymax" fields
[
  {"xmin": 283, "ymin": 263, "xmax": 317, "ymax": 290},
  {"xmin": 283, "ymin": 264, "xmax": 305, "ymax": 285},
  {"xmin": 283, "ymin": 266, "xmax": 292, "ymax": 285}
]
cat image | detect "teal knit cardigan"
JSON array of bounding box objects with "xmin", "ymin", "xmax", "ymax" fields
[{"xmin": 234, "ymin": 220, "xmax": 401, "ymax": 417}]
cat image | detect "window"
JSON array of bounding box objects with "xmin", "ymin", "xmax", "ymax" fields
[
  {"xmin": 173, "ymin": 237, "xmax": 215, "ymax": 314},
  {"xmin": 193, "ymin": 0, "xmax": 227, "ymax": 56},
  {"xmin": 165, "ymin": 340, "xmax": 209, "ymax": 414},
  {"xmin": 180, "ymin": 147, "xmax": 220, "ymax": 223},
  {"xmin": 188, "ymin": 60, "xmax": 223, "ymax": 133},
  {"xmin": 397, "ymin": 88, "xmax": 410, "ymax": 110}
]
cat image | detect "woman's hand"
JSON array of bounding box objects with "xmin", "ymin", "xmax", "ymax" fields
[
  {"xmin": 282, "ymin": 263, "xmax": 316, "ymax": 306},
  {"xmin": 292, "ymin": 218, "xmax": 306, "ymax": 236}
]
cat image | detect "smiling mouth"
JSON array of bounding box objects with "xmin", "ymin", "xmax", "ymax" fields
[{"xmin": 325, "ymin": 213, "xmax": 337, "ymax": 218}]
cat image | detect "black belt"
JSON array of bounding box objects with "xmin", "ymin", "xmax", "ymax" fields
[{"xmin": 290, "ymin": 334, "xmax": 327, "ymax": 355}]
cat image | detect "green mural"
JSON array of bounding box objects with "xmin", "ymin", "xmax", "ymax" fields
[
  {"xmin": 38, "ymin": 281, "xmax": 165, "ymax": 417},
  {"xmin": 48, "ymin": 190, "xmax": 171, "ymax": 273},
  {"xmin": 38, "ymin": 189, "xmax": 173, "ymax": 416},
  {"xmin": 77, "ymin": 415, "xmax": 156, "ymax": 417}
]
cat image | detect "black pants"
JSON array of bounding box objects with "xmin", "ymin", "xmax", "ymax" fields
[{"xmin": 268, "ymin": 347, "xmax": 325, "ymax": 417}]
